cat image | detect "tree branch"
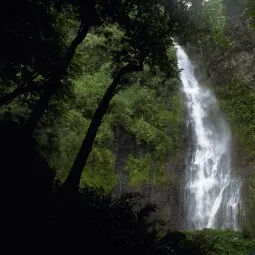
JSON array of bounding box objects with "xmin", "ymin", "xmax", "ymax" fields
[
  {"xmin": 0, "ymin": 72, "xmax": 40, "ymax": 106},
  {"xmin": 25, "ymin": 22, "xmax": 89, "ymax": 135}
]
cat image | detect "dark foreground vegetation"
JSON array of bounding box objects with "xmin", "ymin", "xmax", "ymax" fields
[{"xmin": 1, "ymin": 123, "xmax": 255, "ymax": 254}]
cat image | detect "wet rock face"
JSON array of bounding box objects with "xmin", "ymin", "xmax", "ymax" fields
[
  {"xmin": 112, "ymin": 125, "xmax": 188, "ymax": 231},
  {"xmin": 113, "ymin": 126, "xmax": 133, "ymax": 195},
  {"xmin": 188, "ymin": 0, "xmax": 255, "ymax": 87},
  {"xmin": 207, "ymin": 39, "xmax": 255, "ymax": 87},
  {"xmin": 140, "ymin": 185, "xmax": 184, "ymax": 230},
  {"xmin": 207, "ymin": 48, "xmax": 255, "ymax": 86},
  {"xmin": 223, "ymin": 0, "xmax": 244, "ymax": 19}
]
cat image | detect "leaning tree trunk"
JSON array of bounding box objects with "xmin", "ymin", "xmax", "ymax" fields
[
  {"xmin": 62, "ymin": 64, "xmax": 143, "ymax": 193},
  {"xmin": 25, "ymin": 23, "xmax": 89, "ymax": 135}
]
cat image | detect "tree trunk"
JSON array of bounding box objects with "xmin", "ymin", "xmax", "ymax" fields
[
  {"xmin": 63, "ymin": 63, "xmax": 143, "ymax": 193},
  {"xmin": 25, "ymin": 23, "xmax": 89, "ymax": 135}
]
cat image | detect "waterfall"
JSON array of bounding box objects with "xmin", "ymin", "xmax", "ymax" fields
[{"xmin": 176, "ymin": 45, "xmax": 241, "ymax": 230}]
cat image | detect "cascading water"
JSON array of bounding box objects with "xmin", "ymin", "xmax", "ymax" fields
[{"xmin": 176, "ymin": 45, "xmax": 241, "ymax": 230}]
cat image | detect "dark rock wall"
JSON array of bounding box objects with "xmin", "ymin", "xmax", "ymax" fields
[
  {"xmin": 204, "ymin": 0, "xmax": 255, "ymax": 86},
  {"xmin": 112, "ymin": 123, "xmax": 188, "ymax": 230}
]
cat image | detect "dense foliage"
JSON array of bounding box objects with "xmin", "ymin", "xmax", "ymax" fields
[{"xmin": 186, "ymin": 229, "xmax": 255, "ymax": 255}]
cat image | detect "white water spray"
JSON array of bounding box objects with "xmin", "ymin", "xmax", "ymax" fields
[{"xmin": 176, "ymin": 45, "xmax": 241, "ymax": 230}]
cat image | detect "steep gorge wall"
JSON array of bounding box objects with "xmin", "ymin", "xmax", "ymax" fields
[
  {"xmin": 209, "ymin": 0, "xmax": 255, "ymax": 85},
  {"xmin": 113, "ymin": 121, "xmax": 188, "ymax": 230},
  {"xmin": 189, "ymin": 0, "xmax": 255, "ymax": 85}
]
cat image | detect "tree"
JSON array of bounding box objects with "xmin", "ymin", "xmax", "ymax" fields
[
  {"xmin": 18, "ymin": 0, "xmax": 190, "ymax": 136},
  {"xmin": 25, "ymin": 0, "xmax": 98, "ymax": 134},
  {"xmin": 62, "ymin": 0, "xmax": 188, "ymax": 192},
  {"xmin": 0, "ymin": 0, "xmax": 190, "ymax": 135},
  {"xmin": 0, "ymin": 0, "xmax": 66, "ymax": 105},
  {"xmin": 24, "ymin": 0, "xmax": 145, "ymax": 134},
  {"xmin": 0, "ymin": 0, "xmax": 99, "ymax": 131}
]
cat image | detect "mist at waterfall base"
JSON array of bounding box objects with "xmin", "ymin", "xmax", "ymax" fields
[{"xmin": 176, "ymin": 46, "xmax": 241, "ymax": 230}]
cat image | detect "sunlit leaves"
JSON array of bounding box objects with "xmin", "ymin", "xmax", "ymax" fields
[
  {"xmin": 125, "ymin": 155, "xmax": 151, "ymax": 188},
  {"xmin": 81, "ymin": 148, "xmax": 117, "ymax": 193}
]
